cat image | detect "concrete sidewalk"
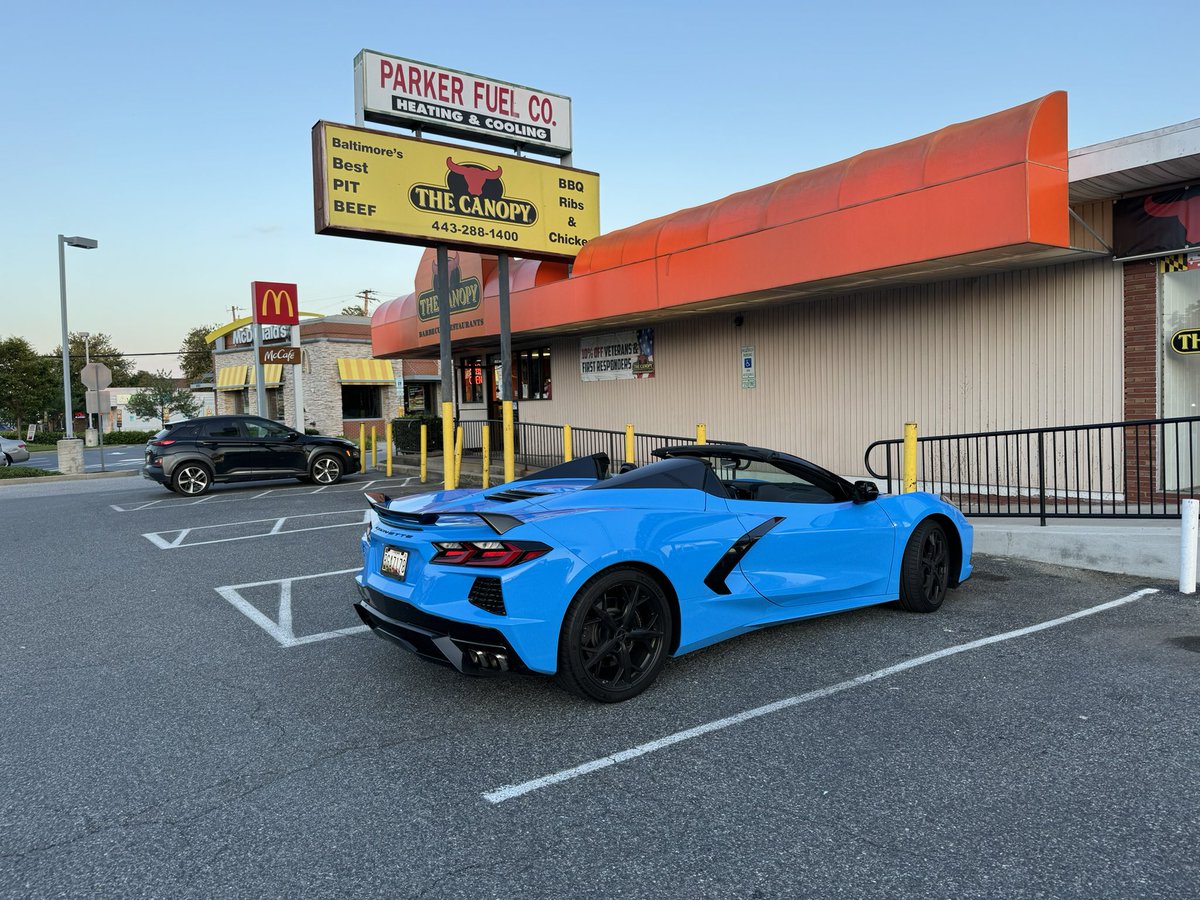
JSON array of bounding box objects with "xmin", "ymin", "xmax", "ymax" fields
[{"xmin": 970, "ymin": 517, "xmax": 1186, "ymax": 581}]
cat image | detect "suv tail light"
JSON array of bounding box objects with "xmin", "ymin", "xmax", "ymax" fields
[
  {"xmin": 150, "ymin": 439, "xmax": 176, "ymax": 446},
  {"xmin": 431, "ymin": 540, "xmax": 550, "ymax": 568}
]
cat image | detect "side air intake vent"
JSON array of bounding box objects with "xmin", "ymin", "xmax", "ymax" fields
[
  {"xmin": 468, "ymin": 577, "xmax": 506, "ymax": 615},
  {"xmin": 485, "ymin": 488, "xmax": 549, "ymax": 503}
]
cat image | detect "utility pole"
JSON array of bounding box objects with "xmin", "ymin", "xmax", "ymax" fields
[
  {"xmin": 230, "ymin": 305, "xmax": 243, "ymax": 321},
  {"xmin": 356, "ymin": 289, "xmax": 377, "ymax": 316}
]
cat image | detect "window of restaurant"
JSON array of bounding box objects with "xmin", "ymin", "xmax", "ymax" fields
[
  {"xmin": 460, "ymin": 356, "xmax": 485, "ymax": 403},
  {"xmin": 517, "ymin": 348, "xmax": 551, "ymax": 400},
  {"xmin": 342, "ymin": 385, "xmax": 382, "ymax": 419}
]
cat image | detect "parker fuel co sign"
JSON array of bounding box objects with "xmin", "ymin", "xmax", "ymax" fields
[
  {"xmin": 312, "ymin": 122, "xmax": 599, "ymax": 261},
  {"xmin": 355, "ymin": 50, "xmax": 572, "ymax": 158}
]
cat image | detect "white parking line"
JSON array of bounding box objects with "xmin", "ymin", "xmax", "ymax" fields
[
  {"xmin": 142, "ymin": 509, "xmax": 370, "ymax": 549},
  {"xmin": 111, "ymin": 477, "xmax": 415, "ymax": 512},
  {"xmin": 482, "ymin": 587, "xmax": 1160, "ymax": 804},
  {"xmin": 214, "ymin": 567, "xmax": 365, "ymax": 647}
]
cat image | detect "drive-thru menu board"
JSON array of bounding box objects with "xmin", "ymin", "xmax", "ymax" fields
[{"xmin": 313, "ymin": 121, "xmax": 599, "ymax": 261}]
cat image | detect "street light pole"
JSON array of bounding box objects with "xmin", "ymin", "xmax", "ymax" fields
[
  {"xmin": 57, "ymin": 234, "xmax": 98, "ymax": 439},
  {"xmin": 81, "ymin": 332, "xmax": 92, "ymax": 431}
]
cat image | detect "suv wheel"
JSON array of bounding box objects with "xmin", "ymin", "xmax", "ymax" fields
[
  {"xmin": 172, "ymin": 462, "xmax": 212, "ymax": 496},
  {"xmin": 311, "ymin": 454, "xmax": 343, "ymax": 485}
]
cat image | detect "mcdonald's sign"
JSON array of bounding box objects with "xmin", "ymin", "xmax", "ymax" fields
[{"xmin": 252, "ymin": 281, "xmax": 300, "ymax": 326}]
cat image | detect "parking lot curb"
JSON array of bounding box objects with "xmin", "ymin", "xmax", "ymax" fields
[{"xmin": 0, "ymin": 470, "xmax": 137, "ymax": 487}]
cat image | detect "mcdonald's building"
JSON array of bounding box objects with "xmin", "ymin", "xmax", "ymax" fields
[
  {"xmin": 206, "ymin": 314, "xmax": 441, "ymax": 436},
  {"xmin": 369, "ymin": 93, "xmax": 1200, "ymax": 475}
]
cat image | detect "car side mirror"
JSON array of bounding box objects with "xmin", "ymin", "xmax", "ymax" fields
[
  {"xmin": 286, "ymin": 431, "xmax": 300, "ymax": 441},
  {"xmin": 851, "ymin": 480, "xmax": 879, "ymax": 503}
]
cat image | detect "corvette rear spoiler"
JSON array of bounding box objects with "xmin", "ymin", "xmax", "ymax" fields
[{"xmin": 364, "ymin": 492, "xmax": 523, "ymax": 535}]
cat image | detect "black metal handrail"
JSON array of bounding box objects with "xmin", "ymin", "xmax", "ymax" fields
[{"xmin": 864, "ymin": 415, "xmax": 1200, "ymax": 523}]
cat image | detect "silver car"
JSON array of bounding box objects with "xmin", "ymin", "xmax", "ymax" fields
[{"xmin": 0, "ymin": 436, "xmax": 30, "ymax": 466}]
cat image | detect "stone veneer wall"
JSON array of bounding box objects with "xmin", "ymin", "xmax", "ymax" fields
[{"xmin": 212, "ymin": 339, "xmax": 398, "ymax": 438}]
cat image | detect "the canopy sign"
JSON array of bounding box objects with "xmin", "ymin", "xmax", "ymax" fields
[
  {"xmin": 312, "ymin": 122, "xmax": 599, "ymax": 261},
  {"xmin": 355, "ymin": 50, "xmax": 572, "ymax": 158}
]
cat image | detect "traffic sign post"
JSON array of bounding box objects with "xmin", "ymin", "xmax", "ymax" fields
[{"xmin": 80, "ymin": 363, "xmax": 112, "ymax": 472}]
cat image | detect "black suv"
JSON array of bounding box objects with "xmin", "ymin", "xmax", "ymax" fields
[{"xmin": 142, "ymin": 415, "xmax": 362, "ymax": 495}]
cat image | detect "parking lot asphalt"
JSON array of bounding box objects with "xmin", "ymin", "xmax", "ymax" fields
[{"xmin": 2, "ymin": 474, "xmax": 1198, "ymax": 899}]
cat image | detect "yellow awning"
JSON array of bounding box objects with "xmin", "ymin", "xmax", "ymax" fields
[
  {"xmin": 337, "ymin": 358, "xmax": 394, "ymax": 384},
  {"xmin": 215, "ymin": 365, "xmax": 248, "ymax": 390},
  {"xmin": 248, "ymin": 364, "xmax": 283, "ymax": 387}
]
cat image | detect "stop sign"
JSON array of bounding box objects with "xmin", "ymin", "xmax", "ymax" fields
[{"xmin": 80, "ymin": 362, "xmax": 113, "ymax": 390}]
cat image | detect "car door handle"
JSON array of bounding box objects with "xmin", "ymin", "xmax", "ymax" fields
[{"xmin": 199, "ymin": 441, "xmax": 218, "ymax": 448}]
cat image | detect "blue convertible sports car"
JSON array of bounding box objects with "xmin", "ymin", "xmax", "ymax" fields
[{"xmin": 355, "ymin": 444, "xmax": 973, "ymax": 702}]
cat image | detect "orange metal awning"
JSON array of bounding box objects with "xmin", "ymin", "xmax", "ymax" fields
[{"xmin": 372, "ymin": 93, "xmax": 1072, "ymax": 358}]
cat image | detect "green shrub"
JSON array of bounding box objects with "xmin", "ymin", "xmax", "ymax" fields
[
  {"xmin": 392, "ymin": 416, "xmax": 443, "ymax": 452},
  {"xmin": 0, "ymin": 466, "xmax": 60, "ymax": 479},
  {"xmin": 102, "ymin": 429, "xmax": 159, "ymax": 445}
]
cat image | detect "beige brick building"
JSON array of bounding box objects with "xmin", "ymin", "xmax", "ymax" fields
[{"xmin": 207, "ymin": 314, "xmax": 440, "ymax": 438}]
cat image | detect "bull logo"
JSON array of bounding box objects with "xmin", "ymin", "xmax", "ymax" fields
[
  {"xmin": 409, "ymin": 159, "xmax": 537, "ymax": 227},
  {"xmin": 446, "ymin": 158, "xmax": 503, "ymax": 197},
  {"xmin": 1145, "ymin": 195, "xmax": 1200, "ymax": 243}
]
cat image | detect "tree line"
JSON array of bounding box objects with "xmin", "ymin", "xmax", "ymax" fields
[{"xmin": 0, "ymin": 325, "xmax": 215, "ymax": 432}]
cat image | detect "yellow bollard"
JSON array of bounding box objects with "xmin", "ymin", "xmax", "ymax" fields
[
  {"xmin": 453, "ymin": 425, "xmax": 464, "ymax": 489},
  {"xmin": 563, "ymin": 424, "xmax": 573, "ymax": 462},
  {"xmin": 385, "ymin": 421, "xmax": 393, "ymax": 477},
  {"xmin": 358, "ymin": 423, "xmax": 365, "ymax": 468},
  {"xmin": 420, "ymin": 423, "xmax": 427, "ymax": 483},
  {"xmin": 502, "ymin": 400, "xmax": 515, "ymax": 484},
  {"xmin": 625, "ymin": 424, "xmax": 635, "ymax": 467},
  {"xmin": 903, "ymin": 422, "xmax": 918, "ymax": 494},
  {"xmin": 482, "ymin": 425, "xmax": 491, "ymax": 489},
  {"xmin": 371, "ymin": 425, "xmax": 377, "ymax": 469},
  {"xmin": 441, "ymin": 402, "xmax": 454, "ymax": 491},
  {"xmin": 696, "ymin": 423, "xmax": 707, "ymax": 445}
]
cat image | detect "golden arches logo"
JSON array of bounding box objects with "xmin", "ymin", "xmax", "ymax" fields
[{"xmin": 261, "ymin": 289, "xmax": 295, "ymax": 319}]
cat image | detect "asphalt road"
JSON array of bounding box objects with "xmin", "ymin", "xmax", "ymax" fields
[
  {"xmin": 22, "ymin": 446, "xmax": 143, "ymax": 474},
  {"xmin": 1, "ymin": 474, "xmax": 1197, "ymax": 898}
]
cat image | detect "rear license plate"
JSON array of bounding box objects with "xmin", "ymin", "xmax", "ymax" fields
[{"xmin": 381, "ymin": 546, "xmax": 409, "ymax": 579}]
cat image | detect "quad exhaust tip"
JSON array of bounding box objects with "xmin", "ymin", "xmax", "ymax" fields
[{"xmin": 467, "ymin": 648, "xmax": 509, "ymax": 671}]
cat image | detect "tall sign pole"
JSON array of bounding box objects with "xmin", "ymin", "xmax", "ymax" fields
[
  {"xmin": 436, "ymin": 245, "xmax": 455, "ymax": 490},
  {"xmin": 251, "ymin": 317, "xmax": 266, "ymax": 417},
  {"xmin": 497, "ymin": 254, "xmax": 515, "ymax": 483},
  {"xmin": 291, "ymin": 326, "xmax": 305, "ymax": 432}
]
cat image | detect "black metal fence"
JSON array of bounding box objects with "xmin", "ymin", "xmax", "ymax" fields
[{"xmin": 864, "ymin": 416, "xmax": 1200, "ymax": 524}]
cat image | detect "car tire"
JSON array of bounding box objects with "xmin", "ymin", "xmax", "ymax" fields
[
  {"xmin": 897, "ymin": 519, "xmax": 950, "ymax": 613},
  {"xmin": 171, "ymin": 462, "xmax": 213, "ymax": 496},
  {"xmin": 556, "ymin": 568, "xmax": 673, "ymax": 703},
  {"xmin": 310, "ymin": 454, "xmax": 344, "ymax": 485},
  {"xmin": 0, "ymin": 454, "xmax": 9, "ymax": 467}
]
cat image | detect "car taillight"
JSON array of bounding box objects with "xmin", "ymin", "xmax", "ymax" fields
[
  {"xmin": 151, "ymin": 439, "xmax": 176, "ymax": 446},
  {"xmin": 431, "ymin": 540, "xmax": 550, "ymax": 567}
]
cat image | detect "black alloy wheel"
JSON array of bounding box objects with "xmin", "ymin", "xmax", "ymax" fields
[
  {"xmin": 311, "ymin": 454, "xmax": 343, "ymax": 485},
  {"xmin": 897, "ymin": 520, "xmax": 950, "ymax": 613},
  {"xmin": 557, "ymin": 568, "xmax": 673, "ymax": 702},
  {"xmin": 171, "ymin": 462, "xmax": 212, "ymax": 496}
]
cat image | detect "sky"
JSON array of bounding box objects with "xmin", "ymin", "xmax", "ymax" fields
[{"xmin": 1, "ymin": 0, "xmax": 1193, "ymax": 376}]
